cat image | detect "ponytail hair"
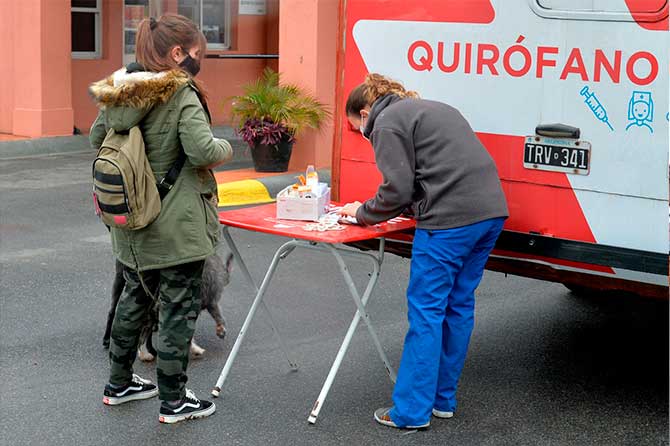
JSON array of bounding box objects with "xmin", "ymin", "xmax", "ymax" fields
[
  {"xmin": 345, "ymin": 73, "xmax": 419, "ymax": 116},
  {"xmin": 135, "ymin": 13, "xmax": 204, "ymax": 73},
  {"xmin": 135, "ymin": 13, "xmax": 208, "ymax": 102}
]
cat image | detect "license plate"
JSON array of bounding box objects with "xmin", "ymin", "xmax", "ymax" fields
[{"xmin": 523, "ymin": 136, "xmax": 591, "ymax": 175}]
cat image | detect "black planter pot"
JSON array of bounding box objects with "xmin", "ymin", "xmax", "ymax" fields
[{"xmin": 250, "ymin": 138, "xmax": 294, "ymax": 172}]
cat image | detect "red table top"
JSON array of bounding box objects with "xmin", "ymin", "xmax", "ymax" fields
[{"xmin": 218, "ymin": 202, "xmax": 416, "ymax": 244}]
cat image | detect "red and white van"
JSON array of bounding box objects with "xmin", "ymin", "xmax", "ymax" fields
[{"xmin": 332, "ymin": 0, "xmax": 669, "ymax": 298}]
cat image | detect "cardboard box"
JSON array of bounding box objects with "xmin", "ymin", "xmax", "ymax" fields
[{"xmin": 276, "ymin": 183, "xmax": 330, "ymax": 221}]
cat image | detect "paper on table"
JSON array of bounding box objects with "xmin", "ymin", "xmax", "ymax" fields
[
  {"xmin": 338, "ymin": 215, "xmax": 359, "ymax": 225},
  {"xmin": 326, "ymin": 206, "xmax": 360, "ymax": 225}
]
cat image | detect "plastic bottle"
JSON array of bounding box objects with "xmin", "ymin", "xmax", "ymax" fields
[{"xmin": 305, "ymin": 165, "xmax": 319, "ymax": 188}]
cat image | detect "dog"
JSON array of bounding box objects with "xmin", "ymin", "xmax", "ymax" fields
[{"xmin": 102, "ymin": 251, "xmax": 233, "ymax": 361}]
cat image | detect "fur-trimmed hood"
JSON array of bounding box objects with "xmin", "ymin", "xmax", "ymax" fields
[
  {"xmin": 89, "ymin": 67, "xmax": 190, "ymax": 131},
  {"xmin": 90, "ymin": 67, "xmax": 190, "ymax": 109}
]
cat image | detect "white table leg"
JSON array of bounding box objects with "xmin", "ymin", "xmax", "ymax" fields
[
  {"xmin": 222, "ymin": 227, "xmax": 299, "ymax": 372},
  {"xmin": 308, "ymin": 241, "xmax": 396, "ymax": 424},
  {"xmin": 212, "ymin": 237, "xmax": 299, "ymax": 397}
]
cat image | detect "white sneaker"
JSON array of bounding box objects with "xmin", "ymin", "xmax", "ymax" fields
[{"xmin": 432, "ymin": 408, "xmax": 454, "ymax": 419}]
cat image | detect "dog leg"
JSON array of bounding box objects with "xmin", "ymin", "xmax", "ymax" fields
[
  {"xmin": 138, "ymin": 343, "xmax": 156, "ymax": 362},
  {"xmin": 103, "ymin": 260, "xmax": 125, "ymax": 348},
  {"xmin": 146, "ymin": 328, "xmax": 158, "ymax": 358},
  {"xmin": 190, "ymin": 339, "xmax": 205, "ymax": 358},
  {"xmin": 103, "ymin": 309, "xmax": 115, "ymax": 349},
  {"xmin": 206, "ymin": 303, "xmax": 227, "ymax": 339},
  {"xmin": 137, "ymin": 321, "xmax": 157, "ymax": 362}
]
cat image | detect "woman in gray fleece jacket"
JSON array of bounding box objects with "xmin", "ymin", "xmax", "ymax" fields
[{"xmin": 340, "ymin": 74, "xmax": 508, "ymax": 430}]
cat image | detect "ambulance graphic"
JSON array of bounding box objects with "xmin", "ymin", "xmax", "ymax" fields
[{"xmin": 334, "ymin": 0, "xmax": 669, "ymax": 297}]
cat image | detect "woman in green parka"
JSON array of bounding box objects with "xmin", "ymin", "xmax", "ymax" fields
[{"xmin": 89, "ymin": 14, "xmax": 231, "ymax": 424}]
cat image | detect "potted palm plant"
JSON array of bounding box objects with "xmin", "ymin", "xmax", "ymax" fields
[{"xmin": 230, "ymin": 68, "xmax": 330, "ymax": 172}]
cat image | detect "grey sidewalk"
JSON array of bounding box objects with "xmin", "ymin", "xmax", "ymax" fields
[
  {"xmin": 0, "ymin": 126, "xmax": 331, "ymax": 207},
  {"xmin": 0, "ymin": 126, "xmax": 251, "ymax": 165},
  {"xmin": 0, "ymin": 134, "xmax": 93, "ymax": 159}
]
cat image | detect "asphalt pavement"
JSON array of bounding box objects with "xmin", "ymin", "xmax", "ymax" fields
[{"xmin": 0, "ymin": 152, "xmax": 667, "ymax": 446}]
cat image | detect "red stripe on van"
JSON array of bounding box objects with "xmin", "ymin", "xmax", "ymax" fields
[
  {"xmin": 347, "ymin": 0, "xmax": 495, "ymax": 24},
  {"xmin": 624, "ymin": 0, "xmax": 669, "ymax": 30},
  {"xmin": 478, "ymin": 132, "xmax": 600, "ymax": 246},
  {"xmin": 341, "ymin": 133, "xmax": 603, "ymax": 251}
]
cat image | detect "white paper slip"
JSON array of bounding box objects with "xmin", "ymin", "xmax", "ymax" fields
[{"xmin": 338, "ymin": 215, "xmax": 359, "ymax": 225}]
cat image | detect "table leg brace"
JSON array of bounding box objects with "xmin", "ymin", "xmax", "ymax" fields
[
  {"xmin": 212, "ymin": 236, "xmax": 299, "ymax": 397},
  {"xmin": 222, "ymin": 227, "xmax": 298, "ymax": 371},
  {"xmin": 308, "ymin": 242, "xmax": 397, "ymax": 424}
]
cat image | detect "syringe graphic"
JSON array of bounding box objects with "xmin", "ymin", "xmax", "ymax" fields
[{"xmin": 580, "ymin": 86, "xmax": 614, "ymax": 131}]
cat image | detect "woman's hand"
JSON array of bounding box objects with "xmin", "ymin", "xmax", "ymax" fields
[{"xmin": 338, "ymin": 201, "xmax": 362, "ymax": 217}]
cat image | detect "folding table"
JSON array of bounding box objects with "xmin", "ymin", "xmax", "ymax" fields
[{"xmin": 211, "ymin": 202, "xmax": 415, "ymax": 424}]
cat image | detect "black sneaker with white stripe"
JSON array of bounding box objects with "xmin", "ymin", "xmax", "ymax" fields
[
  {"xmin": 159, "ymin": 389, "xmax": 216, "ymax": 424},
  {"xmin": 103, "ymin": 374, "xmax": 158, "ymax": 405}
]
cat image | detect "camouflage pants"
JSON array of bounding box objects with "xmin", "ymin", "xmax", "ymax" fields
[{"xmin": 108, "ymin": 260, "xmax": 204, "ymax": 401}]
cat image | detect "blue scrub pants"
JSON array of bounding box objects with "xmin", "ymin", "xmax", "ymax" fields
[{"xmin": 389, "ymin": 217, "xmax": 505, "ymax": 427}]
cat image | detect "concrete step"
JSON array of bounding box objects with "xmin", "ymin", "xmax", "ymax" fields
[
  {"xmin": 0, "ymin": 125, "xmax": 252, "ymax": 162},
  {"xmin": 212, "ymin": 126, "xmax": 253, "ymax": 171}
]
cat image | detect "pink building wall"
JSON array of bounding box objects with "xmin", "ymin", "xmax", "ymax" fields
[
  {"xmin": 0, "ymin": 0, "xmax": 16, "ymax": 134},
  {"xmin": 71, "ymin": 0, "xmax": 124, "ymax": 134},
  {"xmin": 279, "ymin": 0, "xmax": 338, "ymax": 170},
  {"xmin": 75, "ymin": 1, "xmax": 279, "ymax": 132},
  {"xmin": 0, "ymin": 0, "xmax": 340, "ymax": 171},
  {"xmin": 1, "ymin": 0, "xmax": 281, "ymax": 137},
  {"xmin": 1, "ymin": 0, "xmax": 74, "ymax": 137}
]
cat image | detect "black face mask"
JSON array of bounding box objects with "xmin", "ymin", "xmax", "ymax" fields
[{"xmin": 179, "ymin": 50, "xmax": 201, "ymax": 77}]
